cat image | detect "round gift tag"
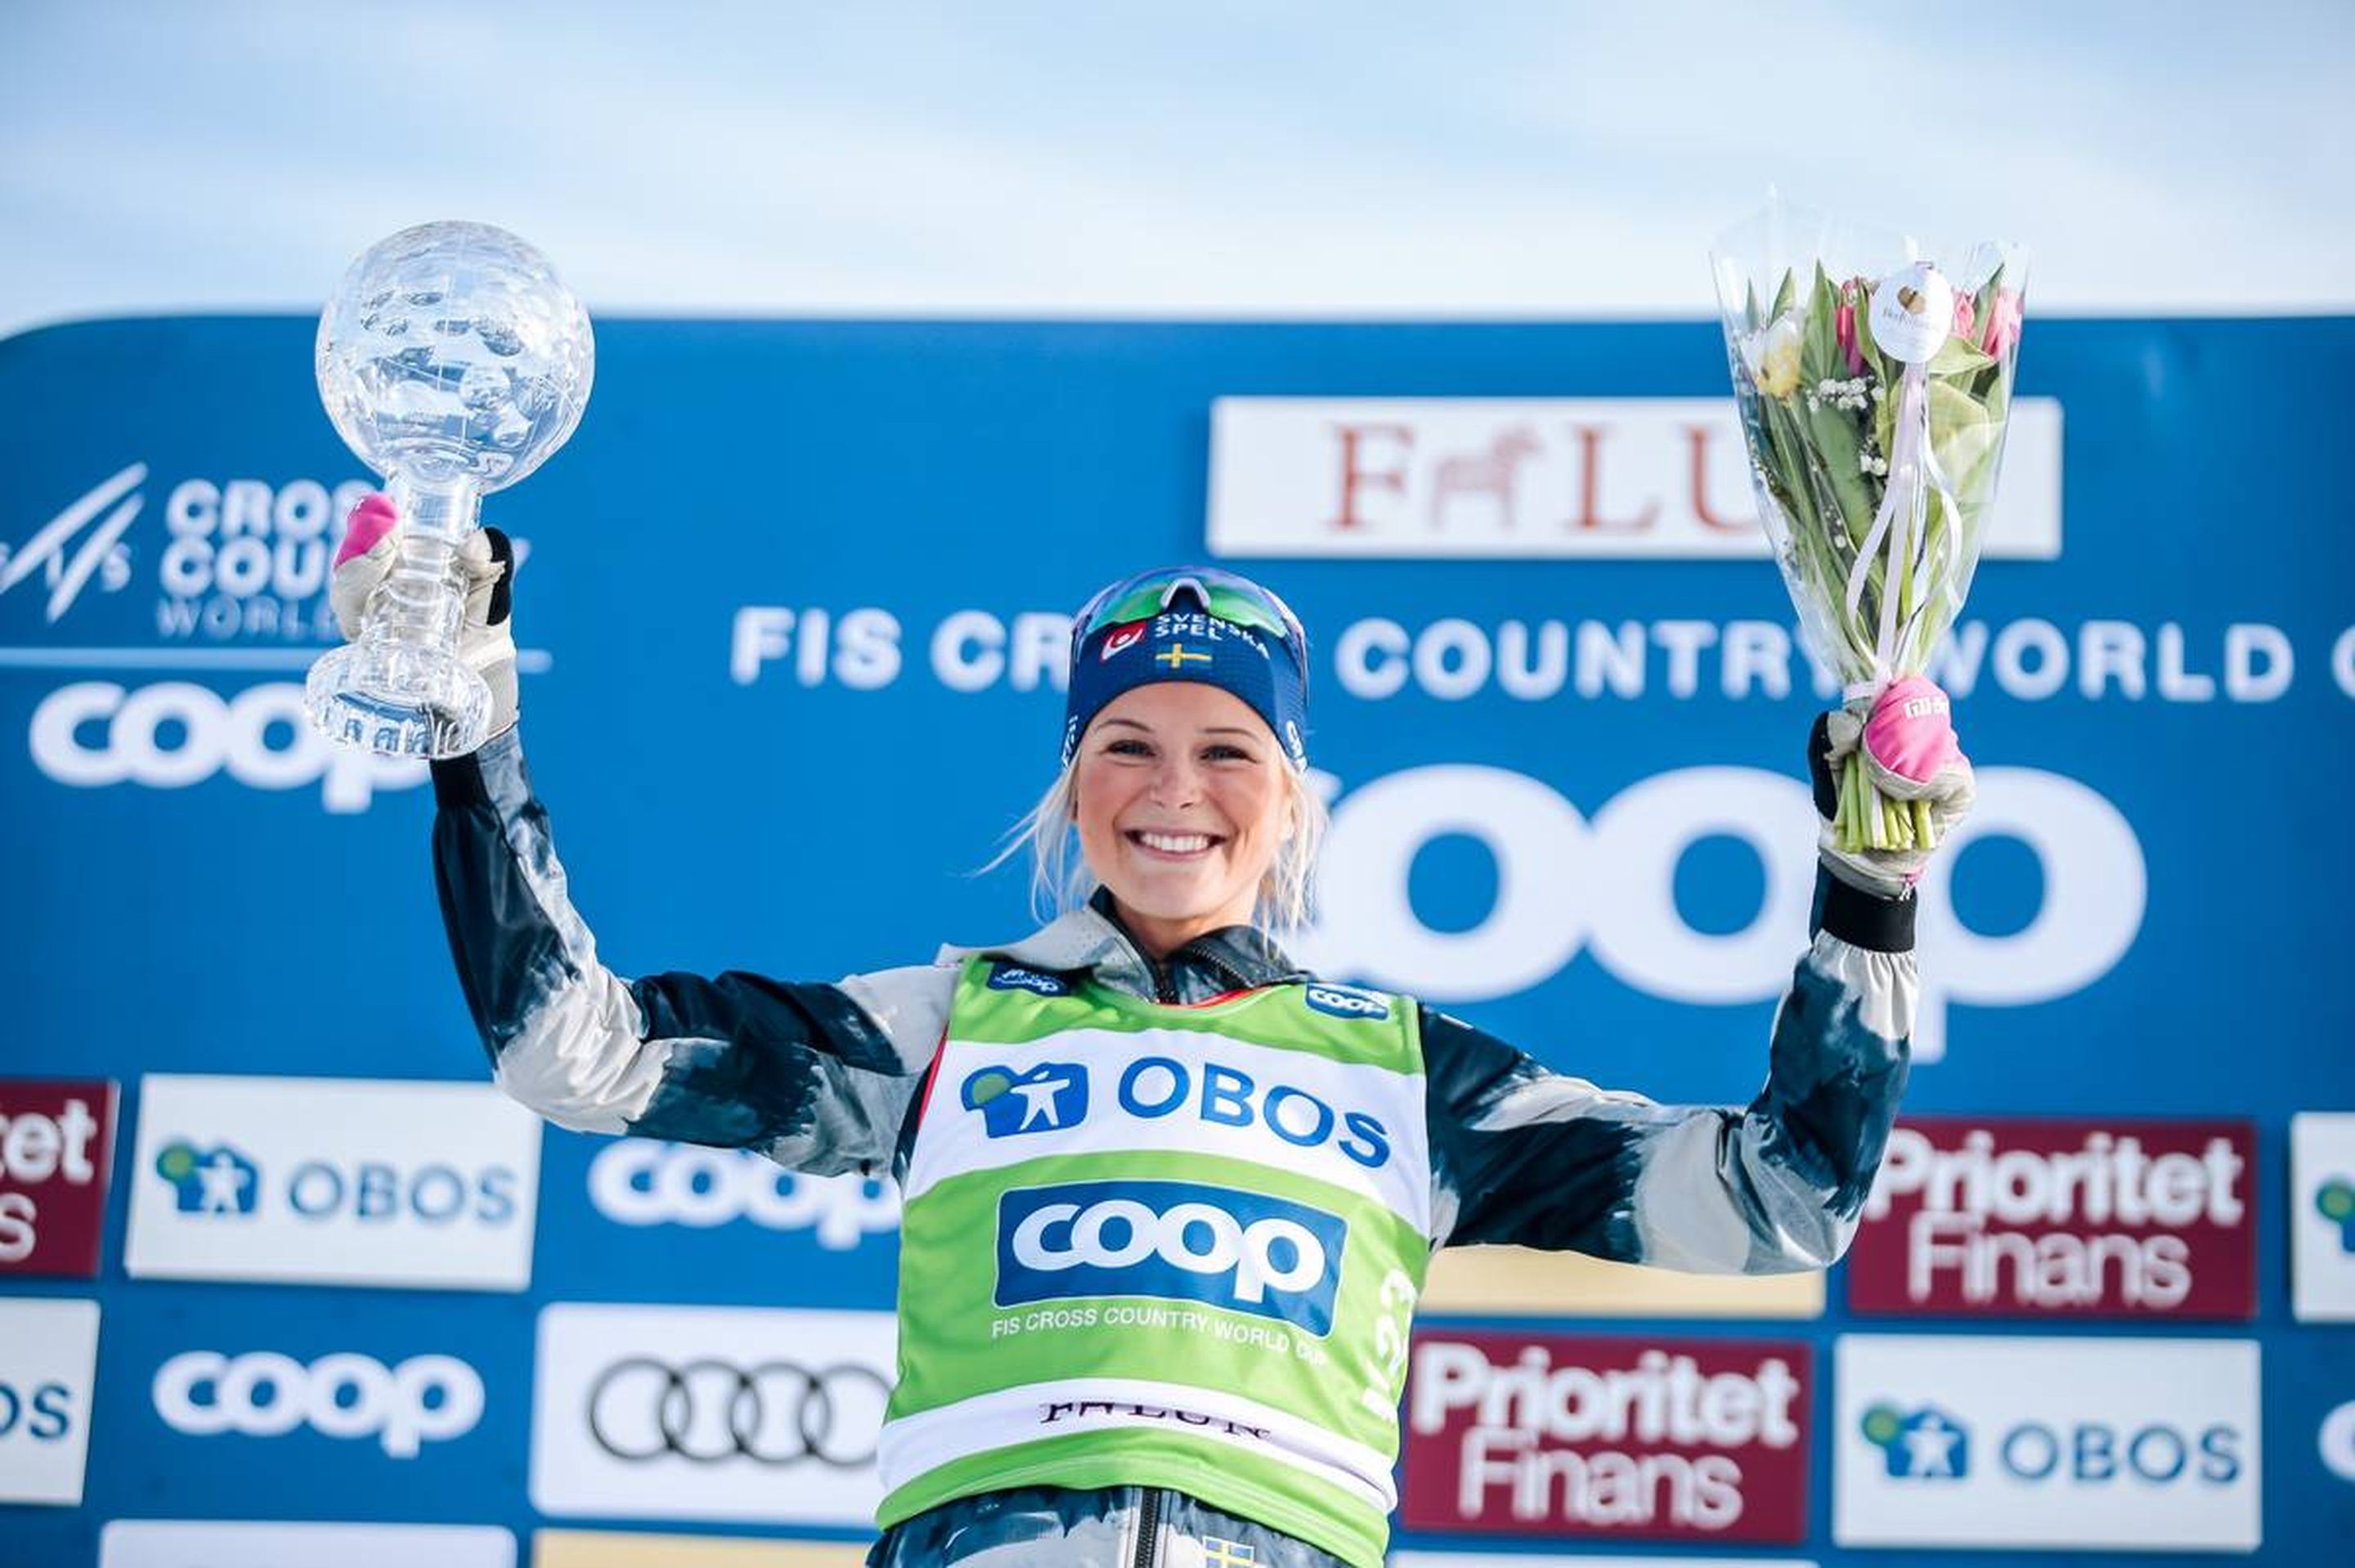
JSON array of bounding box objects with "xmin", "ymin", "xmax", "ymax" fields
[{"xmin": 1868, "ymin": 262, "xmax": 1956, "ymax": 365}]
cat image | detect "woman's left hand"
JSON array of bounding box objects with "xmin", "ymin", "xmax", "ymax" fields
[{"xmin": 1810, "ymin": 675, "xmax": 1976, "ymax": 899}]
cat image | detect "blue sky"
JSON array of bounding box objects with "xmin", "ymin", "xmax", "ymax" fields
[{"xmin": 2, "ymin": 0, "xmax": 2348, "ymax": 338}]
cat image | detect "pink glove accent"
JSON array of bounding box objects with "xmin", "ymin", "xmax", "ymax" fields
[
  {"xmin": 334, "ymin": 493, "xmax": 398, "ymax": 568},
  {"xmin": 1864, "ymin": 675, "xmax": 1962, "ymax": 785}
]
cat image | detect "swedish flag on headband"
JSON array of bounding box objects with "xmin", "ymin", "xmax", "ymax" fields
[{"xmin": 1200, "ymin": 1539, "xmax": 1257, "ymax": 1568}]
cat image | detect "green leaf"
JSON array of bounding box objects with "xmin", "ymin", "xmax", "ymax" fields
[
  {"xmin": 1927, "ymin": 331, "xmax": 1997, "ymax": 379},
  {"xmin": 1801, "ymin": 263, "xmax": 1841, "ymax": 388},
  {"xmin": 1770, "ymin": 267, "xmax": 1797, "ymax": 319},
  {"xmin": 1927, "ymin": 379, "xmax": 2003, "ymax": 502},
  {"xmin": 1744, "ymin": 280, "xmax": 1761, "ymax": 331}
]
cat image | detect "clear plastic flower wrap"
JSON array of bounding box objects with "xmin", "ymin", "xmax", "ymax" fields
[{"xmin": 1711, "ymin": 198, "xmax": 2026, "ymax": 853}]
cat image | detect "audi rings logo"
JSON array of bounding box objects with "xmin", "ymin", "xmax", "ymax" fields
[{"xmin": 587, "ymin": 1358, "xmax": 890, "ymax": 1468}]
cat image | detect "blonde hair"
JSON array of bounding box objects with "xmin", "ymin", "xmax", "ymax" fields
[{"xmin": 989, "ymin": 760, "xmax": 1328, "ymax": 933}]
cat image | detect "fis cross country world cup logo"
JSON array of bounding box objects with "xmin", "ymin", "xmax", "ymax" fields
[
  {"xmin": 2, "ymin": 466, "xmax": 543, "ymax": 812},
  {"xmin": 962, "ymin": 1064, "xmax": 1088, "ymax": 1136},
  {"xmin": 1859, "ymin": 1402, "xmax": 1970, "ymax": 1479},
  {"xmin": 994, "ymin": 1179, "xmax": 1345, "ymax": 1333},
  {"xmin": 153, "ymin": 1140, "xmax": 260, "ymax": 1216}
]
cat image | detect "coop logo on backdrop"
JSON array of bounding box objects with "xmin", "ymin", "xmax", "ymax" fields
[
  {"xmin": 588, "ymin": 1142, "xmax": 901, "ymax": 1249},
  {"xmin": 152, "ymin": 1349, "xmax": 485, "ymax": 1458},
  {"xmin": 1288, "ymin": 761, "xmax": 2145, "ymax": 1062},
  {"xmin": 1833, "ymin": 1334, "xmax": 2259, "ymax": 1551},
  {"xmin": 531, "ymin": 1303, "xmax": 896, "ymax": 1525},
  {"xmin": 0, "ymin": 1079, "xmax": 116, "ymax": 1278},
  {"xmin": 99, "ymin": 1521, "xmax": 517, "ymax": 1568},
  {"xmin": 124, "ymin": 1073, "xmax": 542, "ymax": 1291},
  {"xmin": 1849, "ymin": 1116, "xmax": 2256, "ymax": 1318},
  {"xmin": 2291, "ymin": 1113, "xmax": 2355, "ymax": 1321},
  {"xmin": 0, "ymin": 1297, "xmax": 101, "ymax": 1506},
  {"xmin": 1398, "ymin": 1330, "xmax": 1809, "ymax": 1543}
]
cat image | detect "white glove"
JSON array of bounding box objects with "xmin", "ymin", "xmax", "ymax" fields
[
  {"xmin": 330, "ymin": 493, "xmax": 519, "ymax": 741},
  {"xmin": 1810, "ymin": 675, "xmax": 1976, "ymax": 899}
]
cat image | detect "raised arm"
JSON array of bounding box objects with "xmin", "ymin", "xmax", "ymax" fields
[
  {"xmin": 428, "ymin": 728, "xmax": 950, "ymax": 1176},
  {"xmin": 1425, "ymin": 873, "xmax": 1913, "ymax": 1272},
  {"xmin": 330, "ymin": 495, "xmax": 949, "ymax": 1177},
  {"xmin": 1424, "ymin": 688, "xmax": 1971, "ymax": 1273}
]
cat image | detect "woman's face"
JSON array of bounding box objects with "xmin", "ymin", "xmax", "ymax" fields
[{"xmin": 1072, "ymin": 682, "xmax": 1290, "ymax": 958}]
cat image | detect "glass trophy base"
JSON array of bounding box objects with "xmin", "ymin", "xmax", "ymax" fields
[{"xmin": 306, "ymin": 639, "xmax": 491, "ymax": 760}]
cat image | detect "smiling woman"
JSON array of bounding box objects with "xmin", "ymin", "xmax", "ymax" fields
[{"xmin": 336, "ymin": 522, "xmax": 1971, "ymax": 1568}]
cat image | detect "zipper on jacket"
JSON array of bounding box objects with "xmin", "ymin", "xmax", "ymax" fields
[{"xmin": 1132, "ymin": 1485, "xmax": 1164, "ymax": 1568}]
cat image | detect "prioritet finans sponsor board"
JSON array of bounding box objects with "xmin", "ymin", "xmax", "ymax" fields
[
  {"xmin": 1847, "ymin": 1115, "xmax": 2256, "ymax": 1318},
  {"xmin": 101, "ymin": 1521, "xmax": 517, "ymax": 1568},
  {"xmin": 531, "ymin": 1303, "xmax": 897, "ymax": 1525},
  {"xmin": 0, "ymin": 1297, "xmax": 101, "ymax": 1505},
  {"xmin": 1397, "ymin": 1328, "xmax": 1809, "ymax": 1543},
  {"xmin": 1832, "ymin": 1333, "xmax": 2259, "ymax": 1551},
  {"xmin": 2291, "ymin": 1112, "xmax": 2355, "ymax": 1322},
  {"xmin": 123, "ymin": 1073, "xmax": 542, "ymax": 1290},
  {"xmin": 0, "ymin": 1077, "xmax": 115, "ymax": 1277}
]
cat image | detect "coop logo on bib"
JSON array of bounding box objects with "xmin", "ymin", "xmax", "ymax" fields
[{"xmin": 994, "ymin": 1180, "xmax": 1345, "ymax": 1334}]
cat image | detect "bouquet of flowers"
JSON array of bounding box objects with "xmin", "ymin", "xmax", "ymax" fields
[{"xmin": 1711, "ymin": 199, "xmax": 2025, "ymax": 853}]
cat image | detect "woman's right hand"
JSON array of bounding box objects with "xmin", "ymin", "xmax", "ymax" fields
[{"xmin": 330, "ymin": 494, "xmax": 522, "ymax": 741}]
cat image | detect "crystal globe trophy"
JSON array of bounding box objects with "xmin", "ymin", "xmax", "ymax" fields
[{"xmin": 306, "ymin": 221, "xmax": 594, "ymax": 758}]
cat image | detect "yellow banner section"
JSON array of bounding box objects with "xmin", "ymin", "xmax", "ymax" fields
[
  {"xmin": 534, "ymin": 1530, "xmax": 869, "ymax": 1567},
  {"xmin": 1420, "ymin": 1245, "xmax": 1823, "ymax": 1318}
]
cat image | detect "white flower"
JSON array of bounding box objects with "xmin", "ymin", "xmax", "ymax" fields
[{"xmin": 1754, "ymin": 316, "xmax": 1803, "ymax": 400}]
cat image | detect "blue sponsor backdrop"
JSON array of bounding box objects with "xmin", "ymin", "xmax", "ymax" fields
[{"xmin": 2, "ymin": 314, "xmax": 2352, "ymax": 1564}]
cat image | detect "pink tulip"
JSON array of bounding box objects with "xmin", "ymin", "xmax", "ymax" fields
[
  {"xmin": 1950, "ymin": 291, "xmax": 1976, "ymax": 343},
  {"xmin": 1979, "ymin": 289, "xmax": 2024, "ymax": 361},
  {"xmin": 1834, "ymin": 279, "xmax": 1865, "ymax": 375}
]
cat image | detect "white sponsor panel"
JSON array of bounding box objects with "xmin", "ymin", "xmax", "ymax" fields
[
  {"xmin": 1833, "ymin": 1334, "xmax": 2259, "ymax": 1551},
  {"xmin": 2291, "ymin": 1112, "xmax": 2355, "ymax": 1321},
  {"xmin": 125, "ymin": 1073, "xmax": 542, "ymax": 1290},
  {"xmin": 590, "ymin": 1142, "xmax": 901, "ymax": 1248},
  {"xmin": 1294, "ymin": 763, "xmax": 2144, "ymax": 1063},
  {"xmin": 101, "ymin": 1521, "xmax": 515, "ymax": 1568},
  {"xmin": 0, "ymin": 1297, "xmax": 100, "ymax": 1505},
  {"xmin": 532, "ymin": 1303, "xmax": 897, "ymax": 1525},
  {"xmin": 152, "ymin": 1349, "xmax": 486, "ymax": 1457},
  {"xmin": 1208, "ymin": 396, "xmax": 2061, "ymax": 559}
]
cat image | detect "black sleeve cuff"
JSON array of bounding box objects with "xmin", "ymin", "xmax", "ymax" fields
[
  {"xmin": 430, "ymin": 750, "xmax": 491, "ymax": 809},
  {"xmin": 1812, "ymin": 865, "xmax": 1916, "ymax": 952}
]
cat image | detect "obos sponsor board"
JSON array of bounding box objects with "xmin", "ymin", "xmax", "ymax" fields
[
  {"xmin": 532, "ymin": 1302, "xmax": 897, "ymax": 1525},
  {"xmin": 0, "ymin": 1077, "xmax": 116, "ymax": 1276},
  {"xmin": 100, "ymin": 1521, "xmax": 516, "ymax": 1568},
  {"xmin": 1848, "ymin": 1115, "xmax": 2256, "ymax": 1318},
  {"xmin": 1833, "ymin": 1333, "xmax": 2259, "ymax": 1551},
  {"xmin": 151, "ymin": 1348, "xmax": 487, "ymax": 1458},
  {"xmin": 590, "ymin": 1141, "xmax": 901, "ymax": 1249},
  {"xmin": 1398, "ymin": 1329, "xmax": 1809, "ymax": 1543},
  {"xmin": 0, "ymin": 1297, "xmax": 101, "ymax": 1505},
  {"xmin": 124, "ymin": 1073, "xmax": 542, "ymax": 1290},
  {"xmin": 2290, "ymin": 1112, "xmax": 2355, "ymax": 1321}
]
